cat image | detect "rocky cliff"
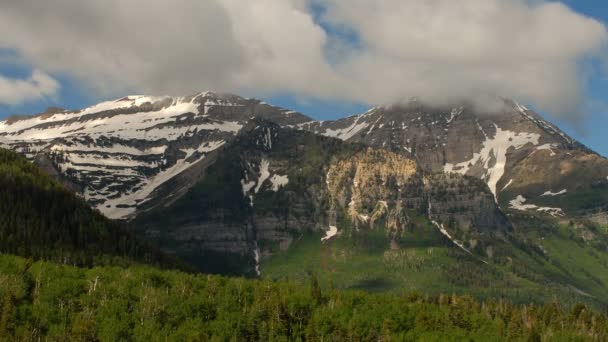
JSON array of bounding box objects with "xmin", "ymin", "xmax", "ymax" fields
[{"xmin": 132, "ymin": 121, "xmax": 510, "ymax": 274}]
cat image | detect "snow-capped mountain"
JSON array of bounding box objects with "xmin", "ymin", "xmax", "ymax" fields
[
  {"xmin": 1, "ymin": 93, "xmax": 607, "ymax": 223},
  {"xmin": 0, "ymin": 92, "xmax": 311, "ymax": 219}
]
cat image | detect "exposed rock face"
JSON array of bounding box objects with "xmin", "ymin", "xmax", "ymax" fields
[
  {"xmin": 326, "ymin": 149, "xmax": 418, "ymax": 232},
  {"xmin": 325, "ymin": 148, "xmax": 510, "ymax": 251},
  {"xmin": 424, "ymin": 173, "xmax": 511, "ymax": 238}
]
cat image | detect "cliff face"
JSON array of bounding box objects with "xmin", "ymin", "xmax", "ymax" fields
[
  {"xmin": 327, "ymin": 149, "xmax": 418, "ymax": 221},
  {"xmin": 132, "ymin": 122, "xmax": 510, "ymax": 275},
  {"xmin": 325, "ymin": 148, "xmax": 510, "ymax": 254}
]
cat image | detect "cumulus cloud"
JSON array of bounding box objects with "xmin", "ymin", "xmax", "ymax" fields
[
  {"xmin": 0, "ymin": 70, "xmax": 59, "ymax": 106},
  {"xmin": 318, "ymin": 0, "xmax": 608, "ymax": 116},
  {"xmin": 0, "ymin": 0, "xmax": 605, "ymax": 118},
  {"xmin": 0, "ymin": 0, "xmax": 245, "ymax": 96}
]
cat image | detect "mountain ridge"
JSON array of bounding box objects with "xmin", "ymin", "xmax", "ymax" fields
[{"xmin": 1, "ymin": 91, "xmax": 607, "ymax": 223}]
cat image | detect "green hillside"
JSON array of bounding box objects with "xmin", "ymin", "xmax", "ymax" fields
[
  {"xmin": 0, "ymin": 148, "xmax": 178, "ymax": 269},
  {"xmin": 261, "ymin": 213, "xmax": 608, "ymax": 310}
]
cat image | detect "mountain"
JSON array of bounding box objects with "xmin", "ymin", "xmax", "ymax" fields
[
  {"xmin": 0, "ymin": 92, "xmax": 310, "ymax": 220},
  {"xmin": 0, "ymin": 147, "xmax": 179, "ymax": 268},
  {"xmin": 1, "ymin": 93, "xmax": 608, "ymax": 304},
  {"xmin": 132, "ymin": 119, "xmax": 510, "ymax": 276},
  {"xmin": 299, "ymin": 99, "xmax": 608, "ymax": 219},
  {"xmin": 4, "ymin": 93, "xmax": 606, "ymax": 222}
]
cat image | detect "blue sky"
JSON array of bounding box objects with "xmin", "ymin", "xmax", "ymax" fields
[
  {"xmin": 0, "ymin": 0, "xmax": 607, "ymax": 156},
  {"xmin": 547, "ymin": 0, "xmax": 608, "ymax": 156}
]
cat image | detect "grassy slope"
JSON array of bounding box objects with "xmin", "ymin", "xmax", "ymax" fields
[
  {"xmin": 507, "ymin": 218, "xmax": 608, "ymax": 301},
  {"xmin": 261, "ymin": 212, "xmax": 608, "ymax": 310}
]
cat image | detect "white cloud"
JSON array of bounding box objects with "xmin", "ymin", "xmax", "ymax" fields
[
  {"xmin": 0, "ymin": 0, "xmax": 605, "ymax": 118},
  {"xmin": 318, "ymin": 0, "xmax": 608, "ymax": 116},
  {"xmin": 0, "ymin": 70, "xmax": 59, "ymax": 106}
]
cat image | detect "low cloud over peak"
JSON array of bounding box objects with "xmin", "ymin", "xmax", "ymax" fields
[{"xmin": 0, "ymin": 0, "xmax": 605, "ymax": 120}]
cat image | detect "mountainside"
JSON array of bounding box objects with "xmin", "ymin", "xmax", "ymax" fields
[
  {"xmin": 0, "ymin": 92, "xmax": 311, "ymax": 220},
  {"xmin": 299, "ymin": 99, "xmax": 608, "ymax": 219},
  {"xmin": 2, "ymin": 92, "xmax": 608, "ymax": 304},
  {"xmin": 0, "ymin": 148, "xmax": 178, "ymax": 268},
  {"xmin": 2, "ymin": 94, "xmax": 606, "ymax": 223},
  {"xmin": 132, "ymin": 120, "xmax": 510, "ymax": 276}
]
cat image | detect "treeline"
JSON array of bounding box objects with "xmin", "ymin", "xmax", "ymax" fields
[
  {"xmin": 0, "ymin": 254, "xmax": 606, "ymax": 341},
  {"xmin": 0, "ymin": 148, "xmax": 178, "ymax": 269}
]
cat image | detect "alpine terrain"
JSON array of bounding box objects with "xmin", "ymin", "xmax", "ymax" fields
[{"xmin": 1, "ymin": 92, "xmax": 608, "ymax": 307}]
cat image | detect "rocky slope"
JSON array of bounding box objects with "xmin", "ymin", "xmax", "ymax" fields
[
  {"xmin": 299, "ymin": 99, "xmax": 608, "ymax": 219},
  {"xmin": 2, "ymin": 94, "xmax": 606, "ymax": 223},
  {"xmin": 133, "ymin": 120, "xmax": 510, "ymax": 275},
  {"xmin": 0, "ymin": 92, "xmax": 311, "ymax": 219}
]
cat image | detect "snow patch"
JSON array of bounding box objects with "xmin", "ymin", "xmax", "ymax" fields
[
  {"xmin": 241, "ymin": 179, "xmax": 256, "ymax": 195},
  {"xmin": 514, "ymin": 101, "xmax": 574, "ymax": 145},
  {"xmin": 269, "ymin": 174, "xmax": 288, "ymax": 191},
  {"xmin": 430, "ymin": 220, "xmax": 483, "ymax": 262},
  {"xmin": 255, "ymin": 159, "xmax": 271, "ymax": 193},
  {"xmin": 541, "ymin": 189, "xmax": 567, "ymax": 196},
  {"xmin": 322, "ymin": 116, "xmax": 370, "ymax": 141},
  {"xmin": 535, "ymin": 144, "xmax": 558, "ymax": 157},
  {"xmin": 180, "ymin": 140, "xmax": 225, "ymax": 159},
  {"xmin": 253, "ymin": 244, "xmax": 261, "ymax": 276},
  {"xmin": 444, "ymin": 124, "xmax": 540, "ymax": 198},
  {"xmin": 99, "ymin": 152, "xmax": 208, "ymax": 219},
  {"xmin": 501, "ymin": 179, "xmax": 514, "ymax": 191},
  {"xmin": 321, "ymin": 226, "xmax": 338, "ymax": 242},
  {"xmin": 51, "ymin": 143, "xmax": 168, "ymax": 156},
  {"xmin": 509, "ymin": 195, "xmax": 564, "ymax": 217},
  {"xmin": 447, "ymin": 107, "xmax": 464, "ymax": 124},
  {"xmin": 93, "ymin": 141, "xmax": 225, "ymax": 219},
  {"xmin": 256, "ymin": 127, "xmax": 274, "ymax": 150}
]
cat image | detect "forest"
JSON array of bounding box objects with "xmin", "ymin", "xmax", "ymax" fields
[{"xmin": 0, "ymin": 253, "xmax": 607, "ymax": 341}]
